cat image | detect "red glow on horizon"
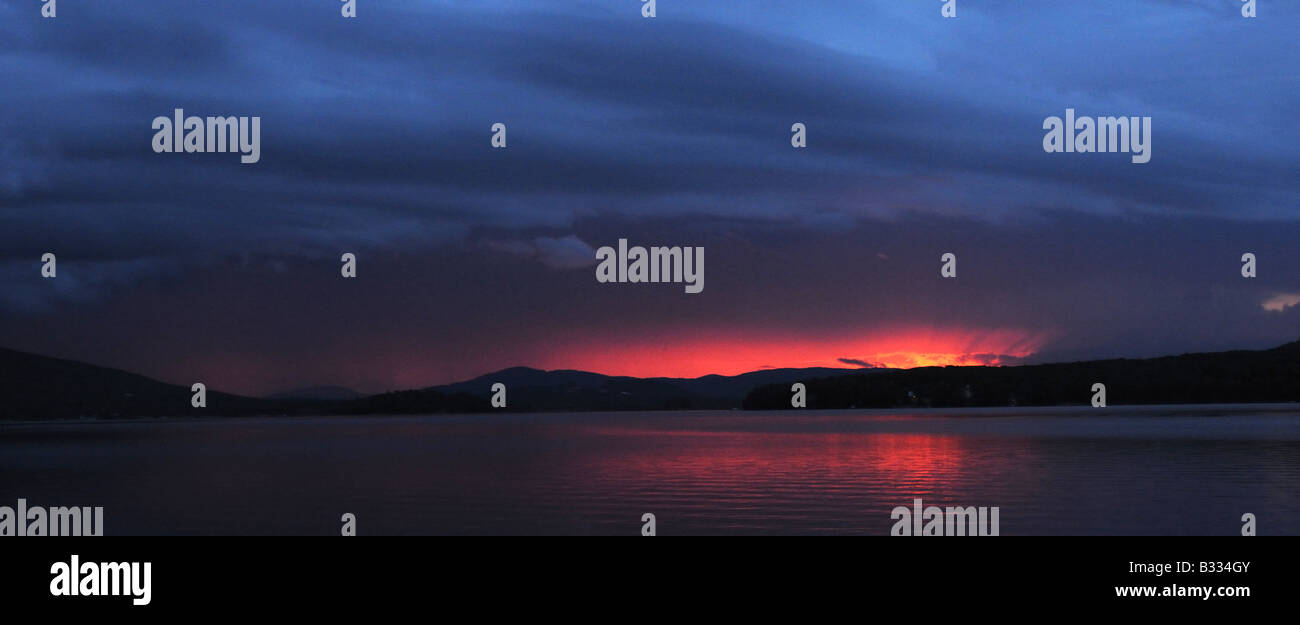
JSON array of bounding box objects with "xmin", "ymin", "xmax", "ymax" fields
[
  {"xmin": 532, "ymin": 326, "xmax": 1054, "ymax": 378},
  {"xmin": 179, "ymin": 325, "xmax": 1056, "ymax": 395}
]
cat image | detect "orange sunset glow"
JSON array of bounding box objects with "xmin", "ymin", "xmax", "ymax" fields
[{"xmin": 534, "ymin": 326, "xmax": 1055, "ymax": 378}]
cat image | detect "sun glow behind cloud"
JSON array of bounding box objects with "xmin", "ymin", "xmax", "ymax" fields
[{"xmin": 1262, "ymin": 293, "xmax": 1300, "ymax": 313}]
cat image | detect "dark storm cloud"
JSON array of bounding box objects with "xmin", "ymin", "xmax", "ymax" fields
[{"xmin": 838, "ymin": 358, "xmax": 885, "ymax": 369}]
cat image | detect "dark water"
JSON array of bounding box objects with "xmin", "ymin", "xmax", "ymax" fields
[{"xmin": 1, "ymin": 405, "xmax": 1297, "ymax": 535}]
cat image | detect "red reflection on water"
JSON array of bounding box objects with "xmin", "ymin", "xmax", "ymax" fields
[{"xmin": 580, "ymin": 427, "xmax": 979, "ymax": 495}]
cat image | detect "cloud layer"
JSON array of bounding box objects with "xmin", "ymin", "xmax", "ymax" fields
[{"xmin": 1, "ymin": 1, "xmax": 1297, "ymax": 394}]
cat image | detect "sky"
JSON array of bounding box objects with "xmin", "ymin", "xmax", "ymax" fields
[{"xmin": 1, "ymin": 0, "xmax": 1297, "ymax": 396}]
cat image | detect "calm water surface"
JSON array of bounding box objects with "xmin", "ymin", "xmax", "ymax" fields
[{"xmin": 1, "ymin": 405, "xmax": 1297, "ymax": 535}]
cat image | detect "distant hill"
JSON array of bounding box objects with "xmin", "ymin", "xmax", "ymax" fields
[
  {"xmin": 0, "ymin": 348, "xmax": 293, "ymax": 420},
  {"xmin": 414, "ymin": 366, "xmax": 876, "ymax": 412},
  {"xmin": 267, "ymin": 386, "xmax": 364, "ymax": 401},
  {"xmin": 654, "ymin": 368, "xmax": 879, "ymax": 400},
  {"xmin": 743, "ymin": 340, "xmax": 1300, "ymax": 410},
  {"xmin": 0, "ymin": 346, "xmax": 875, "ymax": 419}
]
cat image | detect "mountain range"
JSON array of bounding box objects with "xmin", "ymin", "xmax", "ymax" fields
[
  {"xmin": 743, "ymin": 339, "xmax": 1300, "ymax": 409},
  {"xmin": 0, "ymin": 346, "xmax": 867, "ymax": 420},
  {"xmin": 1, "ymin": 340, "xmax": 1297, "ymax": 420}
]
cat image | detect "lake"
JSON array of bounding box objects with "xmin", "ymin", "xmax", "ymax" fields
[{"xmin": 1, "ymin": 404, "xmax": 1297, "ymax": 535}]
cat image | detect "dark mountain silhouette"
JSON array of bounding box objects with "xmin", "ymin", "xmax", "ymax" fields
[
  {"xmin": 5, "ymin": 340, "xmax": 1298, "ymax": 420},
  {"xmin": 416, "ymin": 366, "xmax": 874, "ymax": 412},
  {"xmin": 0, "ymin": 347, "xmax": 293, "ymax": 420},
  {"xmin": 266, "ymin": 386, "xmax": 364, "ymax": 401},
  {"xmin": 656, "ymin": 368, "xmax": 880, "ymax": 400},
  {"xmin": 0, "ymin": 347, "xmax": 869, "ymax": 419},
  {"xmin": 743, "ymin": 340, "xmax": 1300, "ymax": 409}
]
